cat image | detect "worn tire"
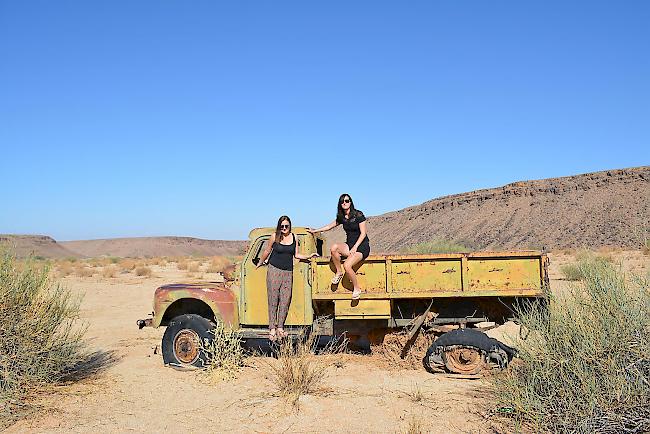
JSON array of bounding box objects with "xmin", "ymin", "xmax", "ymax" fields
[{"xmin": 162, "ymin": 314, "xmax": 215, "ymax": 369}]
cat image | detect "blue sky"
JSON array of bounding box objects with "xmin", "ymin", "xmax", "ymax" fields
[{"xmin": 1, "ymin": 1, "xmax": 648, "ymax": 241}]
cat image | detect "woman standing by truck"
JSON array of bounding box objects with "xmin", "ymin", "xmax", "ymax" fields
[
  {"xmin": 309, "ymin": 193, "xmax": 370, "ymax": 300},
  {"xmin": 257, "ymin": 216, "xmax": 316, "ymax": 341}
]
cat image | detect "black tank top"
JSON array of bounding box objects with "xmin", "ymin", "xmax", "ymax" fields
[{"xmin": 268, "ymin": 233, "xmax": 296, "ymax": 271}]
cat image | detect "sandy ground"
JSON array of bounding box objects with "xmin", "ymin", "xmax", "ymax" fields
[{"xmin": 5, "ymin": 251, "xmax": 648, "ymax": 434}]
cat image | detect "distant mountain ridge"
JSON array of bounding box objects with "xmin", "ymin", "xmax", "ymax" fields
[
  {"xmin": 61, "ymin": 237, "xmax": 247, "ymax": 258},
  {"xmin": 1, "ymin": 235, "xmax": 247, "ymax": 258},
  {"xmin": 365, "ymin": 166, "xmax": 650, "ymax": 252},
  {"xmin": 0, "ymin": 235, "xmax": 81, "ymax": 258}
]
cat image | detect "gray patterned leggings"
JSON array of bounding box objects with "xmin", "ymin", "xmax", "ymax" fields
[{"xmin": 266, "ymin": 264, "xmax": 293, "ymax": 330}]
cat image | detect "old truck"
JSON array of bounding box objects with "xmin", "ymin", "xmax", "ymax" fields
[{"xmin": 138, "ymin": 227, "xmax": 549, "ymax": 374}]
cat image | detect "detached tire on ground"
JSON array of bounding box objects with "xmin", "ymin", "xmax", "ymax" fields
[
  {"xmin": 162, "ymin": 314, "xmax": 215, "ymax": 369},
  {"xmin": 424, "ymin": 328, "xmax": 517, "ymax": 375}
]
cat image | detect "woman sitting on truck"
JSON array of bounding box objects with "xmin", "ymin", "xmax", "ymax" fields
[
  {"xmin": 257, "ymin": 215, "xmax": 317, "ymax": 341},
  {"xmin": 308, "ymin": 193, "xmax": 370, "ymax": 300}
]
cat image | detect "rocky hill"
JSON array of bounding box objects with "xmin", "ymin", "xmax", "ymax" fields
[
  {"xmin": 0, "ymin": 235, "xmax": 82, "ymax": 258},
  {"xmin": 61, "ymin": 237, "xmax": 247, "ymax": 258},
  {"xmin": 365, "ymin": 167, "xmax": 650, "ymax": 252}
]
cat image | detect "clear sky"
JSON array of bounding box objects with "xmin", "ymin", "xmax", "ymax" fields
[{"xmin": 1, "ymin": 1, "xmax": 648, "ymax": 241}]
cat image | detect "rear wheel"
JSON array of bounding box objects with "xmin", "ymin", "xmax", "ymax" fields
[
  {"xmin": 441, "ymin": 346, "xmax": 486, "ymax": 375},
  {"xmin": 162, "ymin": 314, "xmax": 215, "ymax": 369}
]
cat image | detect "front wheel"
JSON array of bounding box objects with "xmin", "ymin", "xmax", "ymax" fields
[{"xmin": 162, "ymin": 314, "xmax": 215, "ymax": 369}]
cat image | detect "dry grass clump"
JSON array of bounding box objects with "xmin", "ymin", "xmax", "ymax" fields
[
  {"xmin": 491, "ymin": 260, "xmax": 650, "ymax": 433},
  {"xmin": 176, "ymin": 259, "xmax": 189, "ymax": 271},
  {"xmin": 101, "ymin": 265, "xmax": 118, "ymax": 278},
  {"xmin": 401, "ymin": 239, "xmax": 470, "ymax": 254},
  {"xmin": 0, "ymin": 253, "xmax": 88, "ymax": 427},
  {"xmin": 205, "ymin": 256, "xmax": 234, "ymax": 274},
  {"xmin": 201, "ymin": 323, "xmax": 245, "ymax": 382},
  {"xmin": 134, "ymin": 266, "xmax": 152, "ymax": 277},
  {"xmin": 187, "ymin": 262, "xmax": 200, "ymax": 273},
  {"xmin": 118, "ymin": 258, "xmax": 137, "ymax": 273},
  {"xmin": 145, "ymin": 257, "xmax": 167, "ymax": 266},
  {"xmin": 401, "ymin": 416, "xmax": 427, "ymax": 434},
  {"xmin": 74, "ymin": 264, "xmax": 94, "ymax": 278},
  {"xmin": 55, "ymin": 261, "xmax": 75, "ymax": 278},
  {"xmin": 266, "ymin": 332, "xmax": 344, "ymax": 406}
]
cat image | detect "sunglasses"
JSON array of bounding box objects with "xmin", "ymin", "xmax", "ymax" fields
[
  {"xmin": 341, "ymin": 199, "xmax": 351, "ymax": 204},
  {"xmin": 280, "ymin": 224, "xmax": 290, "ymax": 229}
]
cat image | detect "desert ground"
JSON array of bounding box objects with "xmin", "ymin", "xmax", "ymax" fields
[{"xmin": 5, "ymin": 250, "xmax": 649, "ymax": 434}]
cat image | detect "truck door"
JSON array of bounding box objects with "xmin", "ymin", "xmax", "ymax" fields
[{"xmin": 241, "ymin": 235, "xmax": 312, "ymax": 327}]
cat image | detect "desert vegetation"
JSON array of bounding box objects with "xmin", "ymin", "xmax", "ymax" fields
[
  {"xmin": 0, "ymin": 253, "xmax": 88, "ymax": 428},
  {"xmin": 202, "ymin": 323, "xmax": 246, "ymax": 382},
  {"xmin": 400, "ymin": 239, "xmax": 470, "ymax": 254},
  {"xmin": 491, "ymin": 258, "xmax": 650, "ymax": 432},
  {"xmin": 264, "ymin": 332, "xmax": 347, "ymax": 407},
  {"xmin": 45, "ymin": 255, "xmax": 237, "ymax": 280}
]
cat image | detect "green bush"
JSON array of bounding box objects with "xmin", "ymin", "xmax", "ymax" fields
[
  {"xmin": 560, "ymin": 253, "xmax": 613, "ymax": 281},
  {"xmin": 401, "ymin": 239, "xmax": 470, "ymax": 254},
  {"xmin": 491, "ymin": 260, "xmax": 650, "ymax": 432},
  {"xmin": 0, "ymin": 252, "xmax": 88, "ymax": 427}
]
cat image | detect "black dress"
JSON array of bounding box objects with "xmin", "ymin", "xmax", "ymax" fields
[{"xmin": 337, "ymin": 210, "xmax": 371, "ymax": 260}]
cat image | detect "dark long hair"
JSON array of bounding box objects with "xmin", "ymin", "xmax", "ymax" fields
[
  {"xmin": 336, "ymin": 193, "xmax": 357, "ymax": 223},
  {"xmin": 274, "ymin": 215, "xmax": 291, "ymax": 244}
]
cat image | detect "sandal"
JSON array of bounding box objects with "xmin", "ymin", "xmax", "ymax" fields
[
  {"xmin": 331, "ymin": 272, "xmax": 345, "ymax": 285},
  {"xmin": 352, "ymin": 288, "xmax": 362, "ymax": 300},
  {"xmin": 269, "ymin": 329, "xmax": 277, "ymax": 342}
]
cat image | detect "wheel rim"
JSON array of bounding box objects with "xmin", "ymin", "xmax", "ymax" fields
[
  {"xmin": 443, "ymin": 346, "xmax": 485, "ymax": 375},
  {"xmin": 173, "ymin": 329, "xmax": 201, "ymax": 365}
]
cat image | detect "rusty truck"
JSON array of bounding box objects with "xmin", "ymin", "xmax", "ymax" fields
[{"xmin": 138, "ymin": 227, "xmax": 548, "ymax": 375}]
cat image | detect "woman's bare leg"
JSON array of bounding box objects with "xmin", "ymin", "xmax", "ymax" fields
[
  {"xmin": 330, "ymin": 243, "xmax": 350, "ymax": 275},
  {"xmin": 343, "ymin": 252, "xmax": 364, "ymax": 292}
]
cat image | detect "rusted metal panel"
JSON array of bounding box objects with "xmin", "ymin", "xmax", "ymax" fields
[
  {"xmin": 466, "ymin": 257, "xmax": 542, "ymax": 291},
  {"xmin": 389, "ymin": 258, "xmax": 462, "ymax": 292},
  {"xmin": 312, "ymin": 288, "xmax": 543, "ymax": 300},
  {"xmin": 312, "ymin": 257, "xmax": 387, "ymax": 294},
  {"xmin": 152, "ymin": 282, "xmax": 238, "ymax": 328},
  {"xmin": 334, "ymin": 299, "xmax": 391, "ymax": 319}
]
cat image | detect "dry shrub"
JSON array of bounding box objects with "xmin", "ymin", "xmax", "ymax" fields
[
  {"xmin": 266, "ymin": 332, "xmax": 344, "ymax": 406},
  {"xmin": 146, "ymin": 257, "xmax": 167, "ymax": 266},
  {"xmin": 134, "ymin": 266, "xmax": 152, "ymax": 277},
  {"xmin": 74, "ymin": 265, "xmax": 94, "ymax": 278},
  {"xmin": 371, "ymin": 332, "xmax": 435, "ymax": 370},
  {"xmin": 201, "ymin": 323, "xmax": 245, "ymax": 382},
  {"xmin": 401, "ymin": 416, "xmax": 426, "ymax": 434},
  {"xmin": 56, "ymin": 261, "xmax": 74, "ymax": 278},
  {"xmin": 176, "ymin": 260, "xmax": 189, "ymax": 271},
  {"xmin": 187, "ymin": 262, "xmax": 200, "ymax": 273},
  {"xmin": 0, "ymin": 253, "xmax": 88, "ymax": 427},
  {"xmin": 119, "ymin": 258, "xmax": 137, "ymax": 272},
  {"xmin": 206, "ymin": 256, "xmax": 233, "ymax": 274},
  {"xmin": 491, "ymin": 260, "xmax": 650, "ymax": 433},
  {"xmin": 101, "ymin": 265, "xmax": 118, "ymax": 278}
]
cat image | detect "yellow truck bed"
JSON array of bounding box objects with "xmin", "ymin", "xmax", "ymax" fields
[{"xmin": 310, "ymin": 251, "xmax": 548, "ymax": 300}]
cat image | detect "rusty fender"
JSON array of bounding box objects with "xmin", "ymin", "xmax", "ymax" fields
[{"xmin": 150, "ymin": 282, "xmax": 238, "ymax": 328}]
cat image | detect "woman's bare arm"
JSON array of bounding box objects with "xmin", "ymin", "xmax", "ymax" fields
[{"xmin": 308, "ymin": 220, "xmax": 338, "ymax": 234}]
